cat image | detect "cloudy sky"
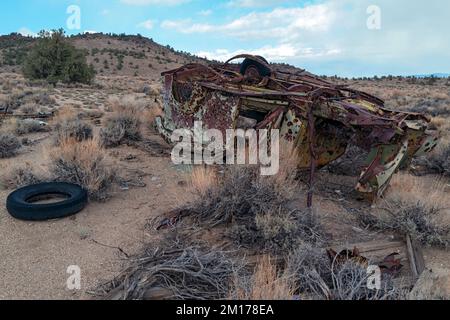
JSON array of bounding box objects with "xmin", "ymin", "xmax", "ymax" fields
[{"xmin": 1, "ymin": 0, "xmax": 449, "ymax": 77}]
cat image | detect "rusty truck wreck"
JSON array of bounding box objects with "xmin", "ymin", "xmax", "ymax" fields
[{"xmin": 155, "ymin": 55, "xmax": 439, "ymax": 203}]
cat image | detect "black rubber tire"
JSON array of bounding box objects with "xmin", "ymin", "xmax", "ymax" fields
[
  {"xmin": 6, "ymin": 182, "xmax": 88, "ymax": 221},
  {"xmin": 240, "ymin": 56, "xmax": 271, "ymax": 77}
]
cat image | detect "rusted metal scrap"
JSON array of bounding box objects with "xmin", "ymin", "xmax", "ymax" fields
[
  {"xmin": 156, "ymin": 55, "xmax": 439, "ymax": 203},
  {"xmin": 327, "ymin": 247, "xmax": 403, "ymax": 276}
]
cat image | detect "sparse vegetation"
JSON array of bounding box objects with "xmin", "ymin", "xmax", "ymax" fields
[
  {"xmin": 14, "ymin": 119, "xmax": 50, "ymax": 135},
  {"xmin": 102, "ymin": 240, "xmax": 239, "ymax": 300},
  {"xmin": 100, "ymin": 95, "xmax": 146, "ymax": 147},
  {"xmin": 52, "ymin": 107, "xmax": 93, "ymax": 145},
  {"xmin": 285, "ymin": 244, "xmax": 407, "ymax": 300},
  {"xmin": 0, "ymin": 133, "xmax": 21, "ymax": 158},
  {"xmin": 230, "ymin": 255, "xmax": 293, "ymax": 300},
  {"xmin": 353, "ymin": 174, "xmax": 450, "ymax": 248},
  {"xmin": 377, "ymin": 200, "xmax": 450, "ymax": 248},
  {"xmin": 415, "ymin": 140, "xmax": 450, "ymax": 177},
  {"xmin": 1, "ymin": 163, "xmax": 43, "ymax": 189},
  {"xmin": 47, "ymin": 138, "xmax": 115, "ymax": 201},
  {"xmin": 188, "ymin": 164, "xmax": 325, "ymax": 253}
]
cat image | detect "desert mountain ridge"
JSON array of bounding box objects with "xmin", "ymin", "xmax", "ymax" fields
[{"xmin": 0, "ymin": 32, "xmax": 305, "ymax": 80}]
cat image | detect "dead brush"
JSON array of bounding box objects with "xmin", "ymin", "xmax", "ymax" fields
[
  {"xmin": 100, "ymin": 95, "xmax": 152, "ymax": 147},
  {"xmin": 189, "ymin": 166, "xmax": 218, "ymax": 196},
  {"xmin": 230, "ymin": 255, "xmax": 294, "ymax": 300},
  {"xmin": 47, "ymin": 138, "xmax": 115, "ymax": 201},
  {"xmin": 52, "ymin": 106, "xmax": 93, "ymax": 145},
  {"xmin": 15, "ymin": 119, "xmax": 51, "ymax": 135},
  {"xmin": 414, "ymin": 139, "xmax": 450, "ymax": 177},
  {"xmin": 0, "ymin": 163, "xmax": 44, "ymax": 189},
  {"xmin": 190, "ymin": 166, "xmax": 281, "ymax": 227},
  {"xmin": 285, "ymin": 244, "xmax": 407, "ymax": 300},
  {"xmin": 229, "ymin": 208, "xmax": 326, "ymax": 253},
  {"xmin": 100, "ymin": 241, "xmax": 240, "ymax": 300},
  {"xmin": 0, "ymin": 132, "xmax": 21, "ymax": 158},
  {"xmin": 377, "ymin": 200, "xmax": 450, "ymax": 248},
  {"xmin": 188, "ymin": 165, "xmax": 325, "ymax": 253}
]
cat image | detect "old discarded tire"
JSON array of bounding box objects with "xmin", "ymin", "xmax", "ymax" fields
[{"xmin": 6, "ymin": 182, "xmax": 88, "ymax": 221}]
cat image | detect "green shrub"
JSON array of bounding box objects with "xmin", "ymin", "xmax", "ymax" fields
[{"xmin": 22, "ymin": 29, "xmax": 95, "ymax": 85}]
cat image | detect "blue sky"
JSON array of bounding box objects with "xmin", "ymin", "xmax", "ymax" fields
[{"xmin": 1, "ymin": 0, "xmax": 449, "ymax": 77}]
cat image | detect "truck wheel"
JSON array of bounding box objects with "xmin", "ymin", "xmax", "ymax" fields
[{"xmin": 240, "ymin": 56, "xmax": 271, "ymax": 77}]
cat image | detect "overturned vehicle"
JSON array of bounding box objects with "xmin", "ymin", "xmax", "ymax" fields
[{"xmin": 155, "ymin": 55, "xmax": 439, "ymax": 202}]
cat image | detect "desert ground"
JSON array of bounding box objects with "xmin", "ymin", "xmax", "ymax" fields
[{"xmin": 1, "ymin": 34, "xmax": 449, "ymax": 300}]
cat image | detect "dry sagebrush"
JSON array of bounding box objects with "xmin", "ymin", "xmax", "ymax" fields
[
  {"xmin": 52, "ymin": 107, "xmax": 93, "ymax": 145},
  {"xmin": 47, "ymin": 138, "xmax": 115, "ymax": 201},
  {"xmin": 189, "ymin": 164, "xmax": 325, "ymax": 253},
  {"xmin": 0, "ymin": 163, "xmax": 44, "ymax": 189},
  {"xmin": 415, "ymin": 139, "xmax": 450, "ymax": 177},
  {"xmin": 0, "ymin": 133, "xmax": 21, "ymax": 158},
  {"xmin": 355, "ymin": 174, "xmax": 450, "ymax": 248},
  {"xmin": 100, "ymin": 95, "xmax": 147, "ymax": 147},
  {"xmin": 285, "ymin": 244, "xmax": 407, "ymax": 300}
]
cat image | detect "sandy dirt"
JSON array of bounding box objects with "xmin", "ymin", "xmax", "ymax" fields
[{"xmin": 0, "ymin": 130, "xmax": 192, "ymax": 299}]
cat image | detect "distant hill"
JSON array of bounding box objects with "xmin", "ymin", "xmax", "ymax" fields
[
  {"xmin": 0, "ymin": 32, "xmax": 209, "ymax": 80},
  {"xmin": 413, "ymin": 73, "xmax": 450, "ymax": 79},
  {"xmin": 0, "ymin": 32, "xmax": 313, "ymax": 80}
]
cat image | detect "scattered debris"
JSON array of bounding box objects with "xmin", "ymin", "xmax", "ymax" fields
[{"xmin": 327, "ymin": 247, "xmax": 403, "ymax": 277}]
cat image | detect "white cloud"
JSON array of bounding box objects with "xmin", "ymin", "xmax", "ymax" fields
[
  {"xmin": 17, "ymin": 27, "xmax": 37, "ymax": 37},
  {"xmin": 226, "ymin": 0, "xmax": 289, "ymax": 8},
  {"xmin": 161, "ymin": 4, "xmax": 334, "ymax": 40},
  {"xmin": 197, "ymin": 45, "xmax": 341, "ymax": 62},
  {"xmin": 120, "ymin": 0, "xmax": 189, "ymax": 5},
  {"xmin": 198, "ymin": 9, "xmax": 213, "ymax": 16},
  {"xmin": 138, "ymin": 19, "xmax": 155, "ymax": 30}
]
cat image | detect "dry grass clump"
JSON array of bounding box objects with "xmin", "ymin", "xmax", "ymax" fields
[
  {"xmin": 188, "ymin": 165, "xmax": 325, "ymax": 253},
  {"xmin": 229, "ymin": 208, "xmax": 325, "ymax": 253},
  {"xmin": 415, "ymin": 139, "xmax": 450, "ymax": 177},
  {"xmin": 230, "ymin": 255, "xmax": 294, "ymax": 300},
  {"xmin": 190, "ymin": 166, "xmax": 218, "ymax": 195},
  {"xmin": 0, "ymin": 133, "xmax": 21, "ymax": 158},
  {"xmin": 19, "ymin": 103, "xmax": 38, "ymax": 115},
  {"xmin": 52, "ymin": 107, "xmax": 93, "ymax": 145},
  {"xmin": 100, "ymin": 95, "xmax": 148, "ymax": 147},
  {"xmin": 285, "ymin": 244, "xmax": 406, "ymax": 300},
  {"xmin": 15, "ymin": 119, "xmax": 50, "ymax": 135},
  {"xmin": 376, "ymin": 201, "xmax": 450, "ymax": 248},
  {"xmin": 47, "ymin": 138, "xmax": 115, "ymax": 201},
  {"xmin": 0, "ymin": 163, "xmax": 44, "ymax": 189},
  {"xmin": 101, "ymin": 241, "xmax": 239, "ymax": 300},
  {"xmin": 354, "ymin": 174, "xmax": 450, "ymax": 248},
  {"xmin": 191, "ymin": 166, "xmax": 284, "ymax": 227}
]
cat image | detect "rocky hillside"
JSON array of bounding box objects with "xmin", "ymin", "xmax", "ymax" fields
[{"xmin": 0, "ymin": 33, "xmax": 207, "ymax": 80}]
